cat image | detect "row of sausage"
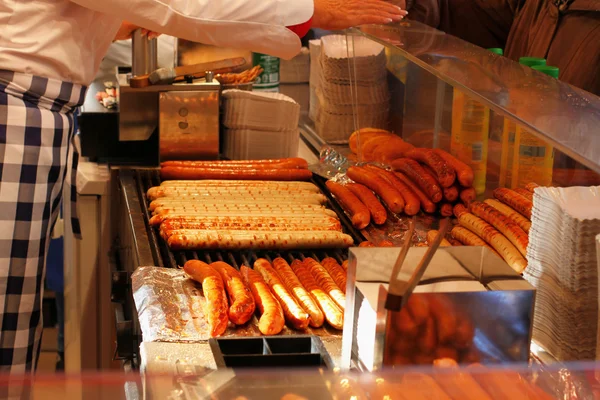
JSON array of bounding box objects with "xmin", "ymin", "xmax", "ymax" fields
[{"xmin": 183, "ymin": 256, "xmax": 348, "ymax": 337}]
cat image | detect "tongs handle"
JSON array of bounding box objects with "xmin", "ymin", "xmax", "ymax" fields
[
  {"xmin": 385, "ymin": 216, "xmax": 416, "ymax": 310},
  {"xmin": 386, "ymin": 217, "xmax": 451, "ymax": 312}
]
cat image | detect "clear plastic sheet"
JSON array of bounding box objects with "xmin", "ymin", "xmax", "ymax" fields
[{"xmin": 131, "ymin": 267, "xmax": 342, "ymax": 343}]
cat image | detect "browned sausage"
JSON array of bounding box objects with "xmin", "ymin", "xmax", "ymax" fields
[
  {"xmin": 453, "ymin": 204, "xmax": 469, "ymax": 218},
  {"xmin": 493, "ymin": 188, "xmax": 533, "ymax": 219},
  {"xmin": 183, "ymin": 260, "xmax": 229, "ymax": 337},
  {"xmin": 391, "ymin": 158, "xmax": 443, "ymax": 203},
  {"xmin": 161, "ymin": 157, "xmax": 308, "ymax": 170},
  {"xmin": 394, "ymin": 172, "xmax": 437, "ymax": 213},
  {"xmin": 359, "ymin": 241, "xmax": 376, "ymax": 247},
  {"xmin": 347, "ymin": 166, "xmax": 405, "ymax": 214},
  {"xmin": 439, "ymin": 203, "xmax": 454, "ymax": 217},
  {"xmin": 326, "ymin": 180, "xmax": 370, "ymax": 229},
  {"xmin": 210, "ymin": 261, "xmax": 255, "ymax": 326},
  {"xmin": 320, "ymin": 257, "xmax": 347, "ymax": 294},
  {"xmin": 346, "ymin": 183, "xmax": 387, "ymax": 225},
  {"xmin": 254, "ymin": 258, "xmax": 309, "ymax": 330},
  {"xmin": 304, "ymin": 258, "xmax": 346, "ymax": 310},
  {"xmin": 433, "ymin": 149, "xmax": 474, "ymax": 187},
  {"xmin": 460, "ymin": 187, "xmax": 477, "ymax": 205},
  {"xmin": 240, "ymin": 265, "xmax": 285, "ymax": 335},
  {"xmin": 271, "ymin": 257, "xmax": 324, "ymax": 328},
  {"xmin": 405, "ymin": 148, "xmax": 456, "ymax": 188},
  {"xmin": 365, "ymin": 165, "xmax": 421, "ymax": 216},
  {"xmin": 514, "ymin": 188, "xmax": 534, "ymax": 202},
  {"xmin": 161, "ymin": 166, "xmax": 313, "ymax": 181},
  {"xmin": 443, "ymin": 185, "xmax": 459, "ymax": 202}
]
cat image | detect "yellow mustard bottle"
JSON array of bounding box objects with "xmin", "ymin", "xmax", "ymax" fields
[
  {"xmin": 511, "ymin": 65, "xmax": 559, "ymax": 187},
  {"xmin": 499, "ymin": 57, "xmax": 547, "ymax": 188},
  {"xmin": 451, "ymin": 91, "xmax": 490, "ymax": 195}
]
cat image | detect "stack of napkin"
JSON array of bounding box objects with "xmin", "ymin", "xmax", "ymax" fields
[
  {"xmin": 314, "ymin": 35, "xmax": 390, "ymax": 143},
  {"xmin": 525, "ymin": 186, "xmax": 600, "ymax": 360},
  {"xmin": 221, "ymin": 89, "xmax": 300, "ymax": 160}
]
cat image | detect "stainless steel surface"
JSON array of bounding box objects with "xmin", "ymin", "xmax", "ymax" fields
[
  {"xmin": 119, "ymin": 80, "xmax": 220, "ymax": 144},
  {"xmin": 132, "ymin": 29, "xmax": 158, "ymax": 77},
  {"xmin": 159, "ymin": 90, "xmax": 219, "ymax": 160},
  {"xmin": 176, "ymin": 40, "xmax": 251, "ymax": 67},
  {"xmin": 352, "ymin": 22, "xmax": 600, "ymax": 174},
  {"xmin": 341, "ymin": 246, "xmax": 535, "ymax": 371},
  {"xmin": 205, "ymin": 71, "xmax": 214, "ymax": 83}
]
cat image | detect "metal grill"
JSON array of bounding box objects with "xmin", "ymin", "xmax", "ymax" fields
[{"xmin": 133, "ymin": 169, "xmax": 364, "ymax": 270}]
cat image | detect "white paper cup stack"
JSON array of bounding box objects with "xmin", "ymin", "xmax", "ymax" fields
[
  {"xmin": 221, "ymin": 89, "xmax": 300, "ymax": 160},
  {"xmin": 525, "ymin": 186, "xmax": 600, "ymax": 360},
  {"xmin": 314, "ymin": 35, "xmax": 390, "ymax": 143}
]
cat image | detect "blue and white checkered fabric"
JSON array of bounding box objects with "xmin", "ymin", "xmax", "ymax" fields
[{"xmin": 0, "ymin": 70, "xmax": 86, "ymax": 377}]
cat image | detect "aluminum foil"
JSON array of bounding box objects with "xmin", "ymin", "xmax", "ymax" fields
[{"xmin": 132, "ymin": 267, "xmax": 342, "ymax": 343}]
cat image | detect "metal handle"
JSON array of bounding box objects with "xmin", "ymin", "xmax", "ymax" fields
[{"xmin": 386, "ymin": 217, "xmax": 452, "ymax": 311}]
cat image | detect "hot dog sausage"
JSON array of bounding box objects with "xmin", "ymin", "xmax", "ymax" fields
[
  {"xmin": 254, "ymin": 258, "xmax": 309, "ymax": 330},
  {"xmin": 183, "ymin": 260, "xmax": 229, "ymax": 337},
  {"xmin": 493, "ymin": 188, "xmax": 533, "ymax": 219},
  {"xmin": 525, "ymin": 182, "xmax": 539, "ymax": 193},
  {"xmin": 405, "ymin": 148, "xmax": 456, "ymax": 188},
  {"xmin": 391, "ymin": 158, "xmax": 443, "ymax": 203},
  {"xmin": 426, "ymin": 230, "xmax": 452, "ymax": 247},
  {"xmin": 291, "ymin": 260, "xmax": 343, "ymax": 330},
  {"xmin": 161, "ymin": 157, "xmax": 309, "ymax": 170},
  {"xmin": 443, "ymin": 185, "xmax": 459, "ymax": 203},
  {"xmin": 161, "ymin": 166, "xmax": 313, "ymax": 181},
  {"xmin": 365, "ymin": 166, "xmax": 421, "ymax": 216},
  {"xmin": 167, "ymin": 230, "xmax": 354, "ymax": 251},
  {"xmin": 433, "ymin": 149, "xmax": 475, "ymax": 187},
  {"xmin": 325, "ymin": 181, "xmax": 370, "ymax": 229},
  {"xmin": 341, "ymin": 260, "xmax": 348, "ymax": 271},
  {"xmin": 271, "ymin": 257, "xmax": 324, "ymax": 328},
  {"xmin": 469, "ymin": 201, "xmax": 529, "ymax": 257},
  {"xmin": 453, "ymin": 204, "xmax": 469, "ymax": 218},
  {"xmin": 460, "ymin": 187, "xmax": 477, "ymax": 206},
  {"xmin": 240, "ymin": 265, "xmax": 285, "ymax": 335},
  {"xmin": 451, "ymin": 226, "xmax": 496, "ymax": 254},
  {"xmin": 147, "ymin": 186, "xmax": 320, "ymax": 201},
  {"xmin": 304, "ymin": 257, "xmax": 346, "ymax": 310},
  {"xmin": 347, "ymin": 166, "xmax": 405, "ymax": 214},
  {"xmin": 359, "ymin": 241, "xmax": 376, "ymax": 247},
  {"xmin": 514, "ymin": 188, "xmax": 534, "ymax": 202},
  {"xmin": 484, "ymin": 199, "xmax": 531, "ymax": 233},
  {"xmin": 320, "ymin": 257, "xmax": 347, "ymax": 294},
  {"xmin": 159, "ymin": 180, "xmax": 319, "ymax": 192},
  {"xmin": 210, "ymin": 261, "xmax": 255, "ymax": 325},
  {"xmin": 346, "ymin": 183, "xmax": 387, "ymax": 225},
  {"xmin": 439, "ymin": 203, "xmax": 454, "ymax": 217},
  {"xmin": 393, "ymin": 172, "xmax": 437, "ymax": 213}
]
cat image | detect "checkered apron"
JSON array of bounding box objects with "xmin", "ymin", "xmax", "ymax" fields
[{"xmin": 0, "ymin": 70, "xmax": 86, "ymax": 376}]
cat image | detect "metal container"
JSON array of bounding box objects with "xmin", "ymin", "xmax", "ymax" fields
[
  {"xmin": 132, "ymin": 29, "xmax": 158, "ymax": 77},
  {"xmin": 341, "ymin": 246, "xmax": 536, "ymax": 371}
]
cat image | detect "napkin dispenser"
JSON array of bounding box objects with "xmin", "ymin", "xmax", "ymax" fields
[{"xmin": 340, "ymin": 247, "xmax": 536, "ymax": 371}]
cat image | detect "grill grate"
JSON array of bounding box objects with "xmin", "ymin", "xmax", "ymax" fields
[{"xmin": 134, "ymin": 169, "xmax": 364, "ymax": 269}]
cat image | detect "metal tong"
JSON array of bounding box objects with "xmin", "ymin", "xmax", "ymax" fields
[{"xmin": 385, "ymin": 217, "xmax": 452, "ymax": 312}]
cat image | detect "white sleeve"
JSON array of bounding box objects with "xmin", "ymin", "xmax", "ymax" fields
[{"xmin": 70, "ymin": 0, "xmax": 314, "ymax": 59}]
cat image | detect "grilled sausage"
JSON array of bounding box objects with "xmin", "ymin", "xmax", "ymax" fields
[
  {"xmin": 291, "ymin": 259, "xmax": 343, "ymax": 330},
  {"xmin": 147, "ymin": 186, "xmax": 319, "ymax": 201},
  {"xmin": 271, "ymin": 257, "xmax": 324, "ymax": 328},
  {"xmin": 326, "ymin": 181, "xmax": 370, "ymax": 229},
  {"xmin": 439, "ymin": 203, "xmax": 454, "ymax": 217},
  {"xmin": 210, "ymin": 261, "xmax": 255, "ymax": 325},
  {"xmin": 378, "ymin": 240, "xmax": 394, "ymax": 247},
  {"xmin": 151, "ymin": 214, "xmax": 340, "ymax": 228},
  {"xmin": 346, "ymin": 183, "xmax": 387, "ymax": 225},
  {"xmin": 161, "ymin": 157, "xmax": 309, "ymax": 170},
  {"xmin": 254, "ymin": 258, "xmax": 309, "ymax": 330},
  {"xmin": 525, "ymin": 182, "xmax": 540, "ymax": 193},
  {"xmin": 418, "ymin": 316, "xmax": 438, "ymax": 354},
  {"xmin": 348, "ymin": 128, "xmax": 393, "ymax": 153},
  {"xmin": 484, "ymin": 199, "xmax": 531, "ymax": 233},
  {"xmin": 451, "ymin": 226, "xmax": 496, "ymax": 253},
  {"xmin": 151, "ymin": 202, "xmax": 329, "ymax": 213},
  {"xmin": 240, "ymin": 265, "xmax": 285, "ymax": 335},
  {"xmin": 183, "ymin": 260, "xmax": 229, "ymax": 337},
  {"xmin": 493, "ymin": 188, "xmax": 533, "ymax": 219},
  {"xmin": 159, "ymin": 218, "xmax": 341, "ymax": 234},
  {"xmin": 320, "ymin": 257, "xmax": 347, "ymax": 294},
  {"xmin": 365, "ymin": 166, "xmax": 421, "ymax": 216},
  {"xmin": 159, "ymin": 180, "xmax": 319, "ymax": 192},
  {"xmin": 428, "ymin": 295, "xmax": 458, "ymax": 344},
  {"xmin": 458, "ymin": 212, "xmax": 527, "ymax": 273},
  {"xmin": 469, "ymin": 201, "xmax": 529, "ymax": 257},
  {"xmin": 304, "ymin": 257, "xmax": 346, "ymax": 310},
  {"xmin": 443, "ymin": 185, "xmax": 459, "ymax": 202},
  {"xmin": 426, "ymin": 230, "xmax": 452, "ymax": 247},
  {"xmin": 460, "ymin": 187, "xmax": 477, "ymax": 206},
  {"xmin": 405, "ymin": 148, "xmax": 456, "ymax": 188},
  {"xmin": 391, "ymin": 158, "xmax": 443, "ymax": 203},
  {"xmin": 161, "ymin": 166, "xmax": 313, "ymax": 181},
  {"xmin": 453, "ymin": 204, "xmax": 469, "ymax": 218},
  {"xmin": 347, "ymin": 166, "xmax": 405, "ymax": 214},
  {"xmin": 514, "ymin": 188, "xmax": 534, "ymax": 202},
  {"xmin": 341, "ymin": 260, "xmax": 348, "ymax": 271},
  {"xmin": 167, "ymin": 230, "xmax": 354, "ymax": 251},
  {"xmin": 433, "ymin": 149, "xmax": 475, "ymax": 187},
  {"xmin": 393, "ymin": 172, "xmax": 437, "ymax": 213},
  {"xmin": 359, "ymin": 241, "xmax": 376, "ymax": 247}
]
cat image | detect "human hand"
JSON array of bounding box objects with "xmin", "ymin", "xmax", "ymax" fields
[
  {"xmin": 312, "ymin": 0, "xmax": 408, "ymax": 31},
  {"xmin": 114, "ymin": 21, "xmax": 161, "ymax": 42}
]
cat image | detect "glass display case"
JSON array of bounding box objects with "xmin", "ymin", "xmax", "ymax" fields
[{"xmin": 304, "ymin": 21, "xmax": 600, "ymax": 192}]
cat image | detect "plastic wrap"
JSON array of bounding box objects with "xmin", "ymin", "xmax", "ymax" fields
[{"xmin": 131, "ymin": 267, "xmax": 342, "ymax": 343}]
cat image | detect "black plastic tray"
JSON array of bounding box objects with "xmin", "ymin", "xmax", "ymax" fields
[{"xmin": 209, "ymin": 335, "xmax": 334, "ymax": 369}]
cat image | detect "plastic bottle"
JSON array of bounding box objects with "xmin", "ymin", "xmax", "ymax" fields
[
  {"xmin": 499, "ymin": 57, "xmax": 547, "ymax": 188},
  {"xmin": 510, "ymin": 65, "xmax": 559, "ymax": 187},
  {"xmin": 450, "ymin": 49, "xmax": 499, "ymax": 195},
  {"xmin": 252, "ymin": 52, "xmax": 280, "ymax": 92}
]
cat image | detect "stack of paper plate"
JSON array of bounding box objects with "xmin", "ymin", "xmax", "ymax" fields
[
  {"xmin": 525, "ymin": 185, "xmax": 600, "ymax": 360},
  {"xmin": 221, "ymin": 89, "xmax": 301, "ymax": 160}
]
